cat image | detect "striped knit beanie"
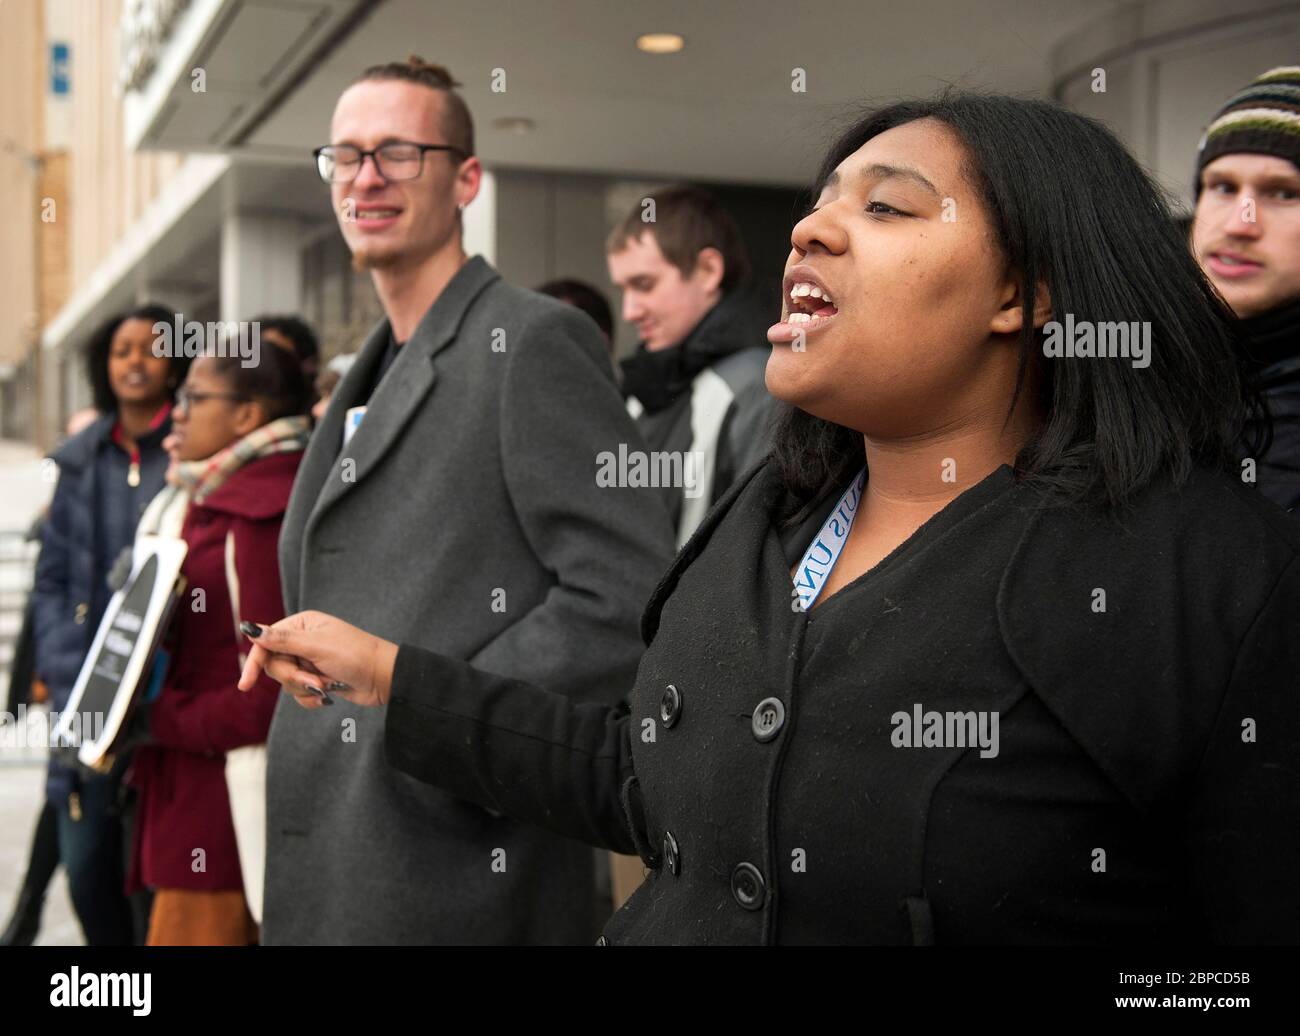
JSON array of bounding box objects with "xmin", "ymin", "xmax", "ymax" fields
[{"xmin": 1195, "ymin": 66, "xmax": 1300, "ymax": 195}]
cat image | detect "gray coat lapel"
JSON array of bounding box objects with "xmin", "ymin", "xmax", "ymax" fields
[
  {"xmin": 285, "ymin": 317, "xmax": 387, "ymax": 549},
  {"xmin": 279, "ymin": 318, "xmax": 389, "ymax": 610},
  {"xmin": 303, "ymin": 256, "xmax": 499, "ymax": 535}
]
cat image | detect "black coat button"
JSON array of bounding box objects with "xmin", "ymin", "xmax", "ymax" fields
[
  {"xmin": 659, "ymin": 684, "xmax": 682, "ymax": 728},
  {"xmin": 731, "ymin": 862, "xmax": 766, "ymax": 910},
  {"xmin": 751, "ymin": 697, "xmax": 786, "ymax": 742},
  {"xmin": 663, "ymin": 830, "xmax": 680, "ymax": 876}
]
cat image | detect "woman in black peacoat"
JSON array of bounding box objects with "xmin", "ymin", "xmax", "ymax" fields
[{"xmin": 240, "ymin": 91, "xmax": 1300, "ymax": 944}]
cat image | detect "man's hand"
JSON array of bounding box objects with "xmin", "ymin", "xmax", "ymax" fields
[{"xmin": 237, "ymin": 611, "xmax": 399, "ymax": 709}]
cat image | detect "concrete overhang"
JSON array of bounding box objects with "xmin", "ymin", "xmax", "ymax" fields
[{"xmin": 122, "ymin": 0, "xmax": 374, "ymax": 152}]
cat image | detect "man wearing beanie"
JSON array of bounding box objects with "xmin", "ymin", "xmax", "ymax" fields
[{"xmin": 1192, "ymin": 65, "xmax": 1300, "ymax": 513}]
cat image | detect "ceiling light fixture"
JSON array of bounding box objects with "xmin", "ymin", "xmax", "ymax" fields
[{"xmin": 636, "ymin": 33, "xmax": 685, "ymax": 54}]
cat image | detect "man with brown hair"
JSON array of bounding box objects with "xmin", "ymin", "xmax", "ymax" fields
[
  {"xmin": 264, "ymin": 57, "xmax": 673, "ymax": 944},
  {"xmin": 608, "ymin": 186, "xmax": 775, "ymax": 544}
]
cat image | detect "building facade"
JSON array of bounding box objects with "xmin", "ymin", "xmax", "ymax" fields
[{"xmin": 1, "ymin": 0, "xmax": 1296, "ymax": 448}]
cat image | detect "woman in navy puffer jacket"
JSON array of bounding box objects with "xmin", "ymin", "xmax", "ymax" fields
[{"xmin": 32, "ymin": 304, "xmax": 188, "ymax": 945}]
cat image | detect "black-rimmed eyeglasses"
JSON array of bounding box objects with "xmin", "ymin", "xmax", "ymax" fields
[
  {"xmin": 175, "ymin": 388, "xmax": 246, "ymax": 413},
  {"xmin": 313, "ymin": 141, "xmax": 468, "ymax": 184}
]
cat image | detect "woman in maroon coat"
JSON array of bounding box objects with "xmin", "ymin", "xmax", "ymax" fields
[{"xmin": 127, "ymin": 346, "xmax": 311, "ymax": 945}]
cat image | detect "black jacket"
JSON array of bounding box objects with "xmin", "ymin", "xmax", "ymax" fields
[
  {"xmin": 1241, "ymin": 297, "xmax": 1300, "ymax": 514},
  {"xmin": 386, "ymin": 460, "xmax": 1300, "ymax": 944},
  {"xmin": 1251, "ymin": 356, "xmax": 1300, "ymax": 514}
]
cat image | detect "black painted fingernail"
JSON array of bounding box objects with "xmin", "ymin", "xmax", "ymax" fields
[
  {"xmin": 326, "ymin": 681, "xmax": 350, "ymax": 692},
  {"xmin": 319, "ymin": 693, "xmax": 334, "ymax": 706},
  {"xmin": 239, "ymin": 621, "xmax": 264, "ymax": 638}
]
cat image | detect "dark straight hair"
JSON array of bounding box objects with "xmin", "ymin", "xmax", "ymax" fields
[
  {"xmin": 84, "ymin": 303, "xmax": 189, "ymax": 414},
  {"xmin": 205, "ymin": 341, "xmax": 311, "ymax": 422},
  {"xmin": 772, "ymin": 90, "xmax": 1258, "ymax": 514},
  {"xmin": 254, "ymin": 314, "xmax": 320, "ymax": 365}
]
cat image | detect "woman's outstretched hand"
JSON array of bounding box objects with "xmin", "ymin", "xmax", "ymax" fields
[{"xmin": 237, "ymin": 611, "xmax": 399, "ymax": 709}]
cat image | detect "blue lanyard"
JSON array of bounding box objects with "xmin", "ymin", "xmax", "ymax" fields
[{"xmin": 791, "ymin": 468, "xmax": 866, "ymax": 612}]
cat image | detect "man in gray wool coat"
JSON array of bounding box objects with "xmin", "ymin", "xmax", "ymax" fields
[{"xmin": 262, "ymin": 56, "xmax": 675, "ymax": 944}]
